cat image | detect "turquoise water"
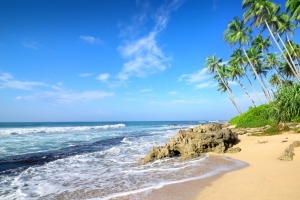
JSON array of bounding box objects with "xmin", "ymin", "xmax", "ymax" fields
[{"xmin": 0, "ymin": 121, "xmax": 244, "ymax": 199}]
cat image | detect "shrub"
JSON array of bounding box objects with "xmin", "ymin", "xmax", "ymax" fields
[
  {"xmin": 230, "ymin": 104, "xmax": 273, "ymax": 128},
  {"xmin": 269, "ymin": 83, "xmax": 300, "ymax": 123}
]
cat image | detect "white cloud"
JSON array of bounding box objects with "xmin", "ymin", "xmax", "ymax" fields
[
  {"xmin": 15, "ymin": 96, "xmax": 22, "ymax": 100},
  {"xmin": 212, "ymin": 0, "xmax": 218, "ymax": 11},
  {"xmin": 96, "ymin": 73, "xmax": 110, "ymax": 82},
  {"xmin": 140, "ymin": 88, "xmax": 153, "ymax": 92},
  {"xmin": 21, "ymin": 40, "xmax": 40, "ymax": 50},
  {"xmin": 178, "ymin": 68, "xmax": 212, "ymax": 83},
  {"xmin": 195, "ymin": 82, "xmax": 217, "ymax": 89},
  {"xmin": 228, "ymin": 81, "xmax": 238, "ymax": 86},
  {"xmin": 168, "ymin": 91, "xmax": 178, "ymax": 95},
  {"xmin": 79, "ymin": 73, "xmax": 92, "ymax": 77},
  {"xmin": 79, "ymin": 35, "xmax": 103, "ymax": 44},
  {"xmin": 0, "ymin": 72, "xmax": 46, "ymax": 90},
  {"xmin": 24, "ymin": 90, "xmax": 114, "ymax": 104},
  {"xmin": 117, "ymin": 0, "xmax": 183, "ymax": 81}
]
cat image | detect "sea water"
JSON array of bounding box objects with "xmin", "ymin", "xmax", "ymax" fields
[{"xmin": 0, "ymin": 121, "xmax": 245, "ymax": 199}]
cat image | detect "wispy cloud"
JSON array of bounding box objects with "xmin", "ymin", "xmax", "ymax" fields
[
  {"xmin": 1, "ymin": 72, "xmax": 114, "ymax": 103},
  {"xmin": 117, "ymin": 0, "xmax": 184, "ymax": 81},
  {"xmin": 22, "ymin": 90, "xmax": 114, "ymax": 104},
  {"xmin": 179, "ymin": 68, "xmax": 218, "ymax": 89},
  {"xmin": 212, "ymin": 0, "xmax": 218, "ymax": 11},
  {"xmin": 178, "ymin": 68, "xmax": 212, "ymax": 83},
  {"xmin": 96, "ymin": 73, "xmax": 110, "ymax": 82},
  {"xmin": 140, "ymin": 88, "xmax": 153, "ymax": 92},
  {"xmin": 228, "ymin": 80, "xmax": 237, "ymax": 86},
  {"xmin": 15, "ymin": 96, "xmax": 22, "ymax": 100},
  {"xmin": 79, "ymin": 35, "xmax": 103, "ymax": 44},
  {"xmin": 195, "ymin": 82, "xmax": 217, "ymax": 89},
  {"xmin": 168, "ymin": 91, "xmax": 178, "ymax": 95},
  {"xmin": 79, "ymin": 73, "xmax": 92, "ymax": 77},
  {"xmin": 21, "ymin": 39, "xmax": 41, "ymax": 50},
  {"xmin": 0, "ymin": 72, "xmax": 46, "ymax": 90}
]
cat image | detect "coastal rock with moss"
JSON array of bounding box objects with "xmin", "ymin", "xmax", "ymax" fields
[{"xmin": 142, "ymin": 123, "xmax": 240, "ymax": 165}]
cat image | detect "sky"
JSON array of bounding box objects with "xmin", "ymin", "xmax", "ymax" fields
[{"xmin": 0, "ymin": 0, "xmax": 297, "ymax": 122}]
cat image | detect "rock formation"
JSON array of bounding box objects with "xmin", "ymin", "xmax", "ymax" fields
[
  {"xmin": 278, "ymin": 141, "xmax": 300, "ymax": 161},
  {"xmin": 142, "ymin": 123, "xmax": 240, "ymax": 165}
]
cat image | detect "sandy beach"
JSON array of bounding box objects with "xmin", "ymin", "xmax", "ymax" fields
[{"xmin": 129, "ymin": 132, "xmax": 300, "ymax": 200}]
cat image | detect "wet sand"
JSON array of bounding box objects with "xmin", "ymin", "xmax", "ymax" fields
[{"xmin": 124, "ymin": 133, "xmax": 300, "ymax": 200}]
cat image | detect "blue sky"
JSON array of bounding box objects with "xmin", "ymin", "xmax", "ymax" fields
[{"xmin": 0, "ymin": 0, "xmax": 296, "ymax": 122}]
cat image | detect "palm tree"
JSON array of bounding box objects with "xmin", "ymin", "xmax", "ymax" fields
[
  {"xmin": 280, "ymin": 61, "xmax": 295, "ymax": 80},
  {"xmin": 252, "ymin": 34, "xmax": 272, "ymax": 52},
  {"xmin": 264, "ymin": 52, "xmax": 285, "ymax": 86},
  {"xmin": 224, "ymin": 16, "xmax": 271, "ymax": 102},
  {"xmin": 242, "ymin": 0, "xmax": 300, "ymax": 81},
  {"xmin": 269, "ymin": 74, "xmax": 281, "ymax": 88},
  {"xmin": 284, "ymin": 40, "xmax": 300, "ymax": 73},
  {"xmin": 205, "ymin": 54, "xmax": 242, "ymax": 115},
  {"xmin": 246, "ymin": 47, "xmax": 272, "ymax": 101},
  {"xmin": 252, "ymin": 34, "xmax": 283, "ymax": 86},
  {"xmin": 277, "ymin": 13, "xmax": 299, "ymax": 75},
  {"xmin": 230, "ymin": 49, "xmax": 263, "ymax": 104},
  {"xmin": 217, "ymin": 80, "xmax": 241, "ymax": 112},
  {"xmin": 286, "ymin": 0, "xmax": 300, "ymax": 23},
  {"xmin": 227, "ymin": 62, "xmax": 256, "ymax": 106}
]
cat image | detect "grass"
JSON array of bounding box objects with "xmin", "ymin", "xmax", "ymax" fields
[{"xmin": 251, "ymin": 124, "xmax": 290, "ymax": 136}]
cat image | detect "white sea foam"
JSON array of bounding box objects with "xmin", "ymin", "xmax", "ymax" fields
[
  {"xmin": 0, "ymin": 122, "xmax": 244, "ymax": 200},
  {"xmin": 0, "ymin": 124, "xmax": 126, "ymax": 135}
]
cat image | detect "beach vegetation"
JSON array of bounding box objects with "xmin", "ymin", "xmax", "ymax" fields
[
  {"xmin": 208, "ymin": 0, "xmax": 300, "ymax": 127},
  {"xmin": 230, "ymin": 104, "xmax": 274, "ymax": 128},
  {"xmin": 269, "ymin": 83, "xmax": 300, "ymax": 123},
  {"xmin": 252, "ymin": 124, "xmax": 290, "ymax": 136}
]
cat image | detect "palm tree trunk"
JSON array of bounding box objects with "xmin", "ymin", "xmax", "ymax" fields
[
  {"xmin": 244, "ymin": 72, "xmax": 263, "ymax": 104},
  {"xmin": 286, "ymin": 35, "xmax": 300, "ymax": 73},
  {"xmin": 236, "ymin": 76, "xmax": 256, "ymax": 106},
  {"xmin": 261, "ymin": 76, "xmax": 273, "ymax": 100},
  {"xmin": 216, "ymin": 70, "xmax": 243, "ymax": 115},
  {"xmin": 242, "ymin": 46, "xmax": 272, "ymax": 102},
  {"xmin": 264, "ymin": 20, "xmax": 299, "ymax": 81},
  {"xmin": 226, "ymin": 92, "xmax": 241, "ymax": 115},
  {"xmin": 277, "ymin": 33, "xmax": 299, "ymax": 77}
]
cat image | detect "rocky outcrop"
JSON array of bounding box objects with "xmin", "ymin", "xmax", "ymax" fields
[
  {"xmin": 142, "ymin": 123, "xmax": 240, "ymax": 165},
  {"xmin": 278, "ymin": 141, "xmax": 300, "ymax": 161}
]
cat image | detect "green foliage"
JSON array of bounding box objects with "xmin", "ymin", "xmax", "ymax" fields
[
  {"xmin": 252, "ymin": 124, "xmax": 290, "ymax": 136},
  {"xmin": 269, "ymin": 83, "xmax": 300, "ymax": 122},
  {"xmin": 230, "ymin": 104, "xmax": 273, "ymax": 128},
  {"xmin": 291, "ymin": 116, "xmax": 300, "ymax": 122}
]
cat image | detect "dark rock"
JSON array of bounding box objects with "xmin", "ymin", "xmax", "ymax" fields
[{"xmin": 142, "ymin": 123, "xmax": 239, "ymax": 164}]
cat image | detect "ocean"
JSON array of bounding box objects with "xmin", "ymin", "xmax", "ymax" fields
[{"xmin": 0, "ymin": 121, "xmax": 245, "ymax": 199}]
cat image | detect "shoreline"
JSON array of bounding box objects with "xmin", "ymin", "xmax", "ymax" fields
[{"xmin": 121, "ymin": 131, "xmax": 300, "ymax": 200}]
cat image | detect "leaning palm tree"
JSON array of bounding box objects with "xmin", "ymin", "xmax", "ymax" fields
[
  {"xmin": 230, "ymin": 49, "xmax": 263, "ymax": 104},
  {"xmin": 246, "ymin": 47, "xmax": 272, "ymax": 101},
  {"xmin": 224, "ymin": 16, "xmax": 271, "ymax": 102},
  {"xmin": 269, "ymin": 74, "xmax": 281, "ymax": 88},
  {"xmin": 227, "ymin": 62, "xmax": 256, "ymax": 106},
  {"xmin": 280, "ymin": 61, "xmax": 295, "ymax": 80},
  {"xmin": 277, "ymin": 13, "xmax": 299, "ymax": 74},
  {"xmin": 243, "ymin": 0, "xmax": 300, "ymax": 81},
  {"xmin": 264, "ymin": 52, "xmax": 285, "ymax": 86},
  {"xmin": 205, "ymin": 54, "xmax": 242, "ymax": 115},
  {"xmin": 286, "ymin": 0, "xmax": 300, "ymax": 24},
  {"xmin": 217, "ymin": 80, "xmax": 241, "ymax": 112}
]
